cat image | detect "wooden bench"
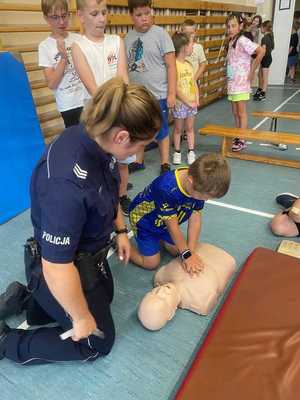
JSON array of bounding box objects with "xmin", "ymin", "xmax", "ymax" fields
[
  {"xmin": 252, "ymin": 111, "xmax": 300, "ymax": 131},
  {"xmin": 199, "ymin": 124, "xmax": 300, "ymax": 169}
]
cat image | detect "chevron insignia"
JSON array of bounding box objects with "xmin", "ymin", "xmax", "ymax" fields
[{"xmin": 73, "ymin": 163, "xmax": 88, "ymax": 179}]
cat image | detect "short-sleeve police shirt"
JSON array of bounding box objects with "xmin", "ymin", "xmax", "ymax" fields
[{"xmin": 30, "ymin": 124, "xmax": 120, "ymax": 263}]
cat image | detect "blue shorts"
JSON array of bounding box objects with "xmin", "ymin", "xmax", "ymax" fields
[
  {"xmin": 134, "ymin": 227, "xmax": 174, "ymax": 256},
  {"xmin": 155, "ymin": 99, "xmax": 169, "ymax": 141}
]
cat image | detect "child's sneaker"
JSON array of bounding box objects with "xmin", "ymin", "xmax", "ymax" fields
[
  {"xmin": 173, "ymin": 151, "xmax": 181, "ymax": 165},
  {"xmin": 160, "ymin": 163, "xmax": 171, "ymax": 175},
  {"xmin": 187, "ymin": 150, "xmax": 196, "ymax": 165},
  {"xmin": 119, "ymin": 195, "xmax": 131, "ymax": 216},
  {"xmin": 276, "ymin": 193, "xmax": 298, "ymax": 209},
  {"xmin": 128, "ymin": 162, "xmax": 145, "ymax": 174},
  {"xmin": 231, "ymin": 138, "xmax": 247, "ymax": 152},
  {"xmin": 256, "ymin": 91, "xmax": 266, "ymax": 101}
]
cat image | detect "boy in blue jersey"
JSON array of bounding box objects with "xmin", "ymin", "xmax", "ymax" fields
[{"xmin": 129, "ymin": 153, "xmax": 231, "ymax": 274}]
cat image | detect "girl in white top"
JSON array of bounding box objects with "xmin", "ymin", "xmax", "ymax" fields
[
  {"xmin": 39, "ymin": 0, "xmax": 85, "ymax": 127},
  {"xmin": 72, "ymin": 0, "xmax": 131, "ymax": 216}
]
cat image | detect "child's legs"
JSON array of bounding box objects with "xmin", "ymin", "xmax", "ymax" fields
[
  {"xmin": 156, "ymin": 99, "xmax": 170, "ymax": 164},
  {"xmin": 289, "ymin": 64, "xmax": 296, "ymax": 79},
  {"xmin": 236, "ymin": 101, "xmax": 248, "ymax": 129},
  {"xmin": 129, "ymin": 229, "xmax": 162, "ymax": 270},
  {"xmin": 261, "ymin": 68, "xmax": 269, "ymax": 92},
  {"xmin": 185, "ymin": 116, "xmax": 195, "ymax": 150},
  {"xmin": 231, "ymin": 101, "xmax": 240, "ymax": 128},
  {"xmin": 173, "ymin": 118, "xmax": 185, "ymax": 151},
  {"xmin": 270, "ymin": 212, "xmax": 299, "ymax": 237},
  {"xmin": 118, "ymin": 162, "xmax": 129, "ymax": 197},
  {"xmin": 258, "ymin": 67, "xmax": 263, "ymax": 89}
]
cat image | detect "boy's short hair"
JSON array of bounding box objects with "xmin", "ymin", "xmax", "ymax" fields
[
  {"xmin": 128, "ymin": 0, "xmax": 152, "ymax": 14},
  {"xmin": 76, "ymin": 0, "xmax": 105, "ymax": 10},
  {"xmin": 188, "ymin": 153, "xmax": 231, "ymax": 198},
  {"xmin": 172, "ymin": 32, "xmax": 190, "ymax": 56},
  {"xmin": 182, "ymin": 19, "xmax": 196, "ymax": 28},
  {"xmin": 41, "ymin": 0, "xmax": 68, "ymax": 16}
]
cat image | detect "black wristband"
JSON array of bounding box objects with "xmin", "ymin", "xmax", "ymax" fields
[
  {"xmin": 115, "ymin": 227, "xmax": 128, "ymax": 235},
  {"xmin": 180, "ymin": 249, "xmax": 192, "ymax": 261}
]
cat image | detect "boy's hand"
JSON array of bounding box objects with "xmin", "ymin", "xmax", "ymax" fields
[
  {"xmin": 181, "ymin": 253, "xmax": 204, "ymax": 276},
  {"xmin": 57, "ymin": 38, "xmax": 67, "ymax": 59},
  {"xmin": 167, "ymin": 93, "xmax": 176, "ymax": 109}
]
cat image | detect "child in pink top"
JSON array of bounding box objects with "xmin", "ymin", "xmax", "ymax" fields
[{"xmin": 226, "ymin": 13, "xmax": 265, "ymax": 152}]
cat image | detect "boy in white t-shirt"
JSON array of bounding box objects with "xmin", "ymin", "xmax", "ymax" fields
[
  {"xmin": 72, "ymin": 0, "xmax": 132, "ymax": 216},
  {"xmin": 38, "ymin": 0, "xmax": 85, "ymax": 128}
]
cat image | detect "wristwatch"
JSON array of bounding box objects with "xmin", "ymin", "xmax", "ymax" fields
[
  {"xmin": 180, "ymin": 249, "xmax": 192, "ymax": 262},
  {"xmin": 115, "ymin": 227, "xmax": 129, "ymax": 235}
]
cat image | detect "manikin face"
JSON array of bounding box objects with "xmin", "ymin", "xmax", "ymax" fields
[
  {"xmin": 227, "ymin": 18, "xmax": 241, "ymax": 39},
  {"xmin": 138, "ymin": 283, "xmax": 180, "ymax": 330},
  {"xmin": 78, "ymin": 0, "xmax": 108, "ymax": 40},
  {"xmin": 131, "ymin": 6, "xmax": 153, "ymax": 33}
]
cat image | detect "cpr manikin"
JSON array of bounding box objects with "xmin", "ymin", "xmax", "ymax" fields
[{"xmin": 138, "ymin": 243, "xmax": 236, "ymax": 331}]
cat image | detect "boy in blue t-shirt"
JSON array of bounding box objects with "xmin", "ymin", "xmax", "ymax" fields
[
  {"xmin": 125, "ymin": 0, "xmax": 176, "ymax": 175},
  {"xmin": 129, "ymin": 153, "xmax": 231, "ymax": 274}
]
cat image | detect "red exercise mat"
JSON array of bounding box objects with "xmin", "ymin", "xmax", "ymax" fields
[{"xmin": 176, "ymin": 247, "xmax": 300, "ymax": 400}]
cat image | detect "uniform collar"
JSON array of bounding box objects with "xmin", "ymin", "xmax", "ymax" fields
[{"xmin": 79, "ymin": 124, "xmax": 116, "ymax": 168}]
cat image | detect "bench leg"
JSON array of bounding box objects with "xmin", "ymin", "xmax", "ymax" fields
[{"xmin": 221, "ymin": 137, "xmax": 228, "ymax": 157}]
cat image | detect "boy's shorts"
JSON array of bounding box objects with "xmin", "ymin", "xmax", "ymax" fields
[
  {"xmin": 134, "ymin": 227, "xmax": 174, "ymax": 256},
  {"xmin": 173, "ymin": 103, "xmax": 197, "ymax": 119},
  {"xmin": 155, "ymin": 99, "xmax": 169, "ymax": 142},
  {"xmin": 228, "ymin": 93, "xmax": 250, "ymax": 102}
]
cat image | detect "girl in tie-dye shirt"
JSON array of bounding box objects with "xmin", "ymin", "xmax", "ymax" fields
[{"xmin": 226, "ymin": 13, "xmax": 265, "ymax": 152}]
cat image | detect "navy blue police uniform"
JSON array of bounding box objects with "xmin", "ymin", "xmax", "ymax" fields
[{"xmin": 4, "ymin": 124, "xmax": 120, "ymax": 365}]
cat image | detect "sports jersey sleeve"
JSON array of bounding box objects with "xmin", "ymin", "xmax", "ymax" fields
[{"xmin": 40, "ymin": 179, "xmax": 86, "ymax": 263}]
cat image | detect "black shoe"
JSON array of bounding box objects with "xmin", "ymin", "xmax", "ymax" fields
[
  {"xmin": 160, "ymin": 163, "xmax": 171, "ymax": 175},
  {"xmin": 128, "ymin": 162, "xmax": 145, "ymax": 174},
  {"xmin": 127, "ymin": 182, "xmax": 133, "ymax": 191},
  {"xmin": 276, "ymin": 193, "xmax": 298, "ymax": 209},
  {"xmin": 0, "ymin": 281, "xmax": 28, "ymax": 320},
  {"xmin": 120, "ymin": 195, "xmax": 131, "ymax": 216},
  {"xmin": 0, "ymin": 320, "xmax": 11, "ymax": 360}
]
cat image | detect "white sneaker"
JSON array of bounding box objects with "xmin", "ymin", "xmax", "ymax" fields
[
  {"xmin": 173, "ymin": 152, "xmax": 181, "ymax": 165},
  {"xmin": 187, "ymin": 150, "xmax": 196, "ymax": 165}
]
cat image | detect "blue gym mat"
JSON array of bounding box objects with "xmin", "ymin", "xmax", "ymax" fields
[{"xmin": 0, "ymin": 52, "xmax": 45, "ymax": 224}]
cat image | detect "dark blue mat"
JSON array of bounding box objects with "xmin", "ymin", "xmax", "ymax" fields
[{"xmin": 0, "ymin": 52, "xmax": 45, "ymax": 224}]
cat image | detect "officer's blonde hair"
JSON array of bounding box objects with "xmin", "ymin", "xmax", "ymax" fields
[
  {"xmin": 82, "ymin": 77, "xmax": 162, "ymax": 142},
  {"xmin": 189, "ymin": 153, "xmax": 231, "ymax": 198}
]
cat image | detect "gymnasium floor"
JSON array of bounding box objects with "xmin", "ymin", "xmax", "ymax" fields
[{"xmin": 0, "ymin": 85, "xmax": 299, "ymax": 400}]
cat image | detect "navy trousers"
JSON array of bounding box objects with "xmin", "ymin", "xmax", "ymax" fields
[{"xmin": 5, "ymin": 244, "xmax": 115, "ymax": 365}]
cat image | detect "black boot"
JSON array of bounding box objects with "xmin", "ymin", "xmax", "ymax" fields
[{"xmin": 0, "ymin": 281, "xmax": 28, "ymax": 320}]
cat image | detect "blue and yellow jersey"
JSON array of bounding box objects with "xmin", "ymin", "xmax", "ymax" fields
[{"xmin": 129, "ymin": 168, "xmax": 205, "ymax": 236}]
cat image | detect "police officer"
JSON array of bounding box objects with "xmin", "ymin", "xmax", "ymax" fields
[{"xmin": 0, "ymin": 77, "xmax": 162, "ymax": 364}]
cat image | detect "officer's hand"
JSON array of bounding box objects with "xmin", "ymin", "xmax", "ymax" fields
[
  {"xmin": 116, "ymin": 233, "xmax": 130, "ymax": 264},
  {"xmin": 181, "ymin": 253, "xmax": 204, "ymax": 276},
  {"xmin": 72, "ymin": 313, "xmax": 97, "ymax": 341}
]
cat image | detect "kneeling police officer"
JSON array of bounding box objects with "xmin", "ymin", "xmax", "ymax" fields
[{"xmin": 0, "ymin": 77, "xmax": 162, "ymax": 364}]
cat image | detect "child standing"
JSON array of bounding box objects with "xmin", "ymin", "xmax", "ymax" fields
[
  {"xmin": 172, "ymin": 32, "xmax": 199, "ymax": 165},
  {"xmin": 129, "ymin": 153, "xmax": 231, "ymax": 273},
  {"xmin": 287, "ymin": 23, "xmax": 299, "ymax": 84},
  {"xmin": 226, "ymin": 13, "xmax": 265, "ymax": 152},
  {"xmin": 253, "ymin": 20, "xmax": 274, "ymax": 101},
  {"xmin": 181, "ymin": 19, "xmax": 207, "ymax": 84},
  {"xmin": 72, "ymin": 0, "xmax": 132, "ymax": 216},
  {"xmin": 125, "ymin": 0, "xmax": 176, "ymax": 175},
  {"xmin": 39, "ymin": 0, "xmax": 85, "ymax": 128}
]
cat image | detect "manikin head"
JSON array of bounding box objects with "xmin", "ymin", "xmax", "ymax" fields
[{"xmin": 138, "ymin": 283, "xmax": 180, "ymax": 330}]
